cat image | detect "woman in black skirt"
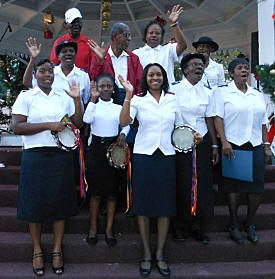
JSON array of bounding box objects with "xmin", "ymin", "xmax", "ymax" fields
[
  {"xmin": 170, "ymin": 53, "xmax": 219, "ymax": 244},
  {"xmin": 119, "ymin": 63, "xmax": 202, "ymax": 276},
  {"xmin": 83, "ymin": 73, "xmax": 129, "ymax": 246},
  {"xmin": 12, "ymin": 59, "xmax": 83, "ymax": 276},
  {"xmin": 215, "ymin": 58, "xmax": 272, "ymax": 244}
]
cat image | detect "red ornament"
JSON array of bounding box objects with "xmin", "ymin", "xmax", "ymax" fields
[
  {"xmin": 272, "ymin": 12, "xmax": 275, "ymax": 21},
  {"xmin": 155, "ymin": 16, "xmax": 167, "ymax": 27},
  {"xmin": 44, "ymin": 27, "xmax": 53, "ymax": 39}
]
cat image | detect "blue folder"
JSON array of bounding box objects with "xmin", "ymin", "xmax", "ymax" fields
[{"xmin": 222, "ymin": 150, "xmax": 253, "ymax": 182}]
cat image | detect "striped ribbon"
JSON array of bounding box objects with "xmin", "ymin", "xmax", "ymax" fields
[
  {"xmin": 191, "ymin": 148, "xmax": 197, "ymax": 215},
  {"xmin": 78, "ymin": 139, "xmax": 88, "ymax": 198},
  {"xmin": 124, "ymin": 161, "xmax": 132, "ymax": 214}
]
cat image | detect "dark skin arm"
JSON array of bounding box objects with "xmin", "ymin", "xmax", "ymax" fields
[
  {"xmin": 206, "ymin": 117, "xmax": 219, "ymax": 165},
  {"xmin": 262, "ymin": 124, "xmax": 272, "ymax": 164}
]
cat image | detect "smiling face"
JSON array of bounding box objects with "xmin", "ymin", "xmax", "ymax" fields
[
  {"xmin": 146, "ymin": 65, "xmax": 164, "ymax": 92},
  {"xmin": 97, "ymin": 76, "xmax": 114, "ymax": 102},
  {"xmin": 57, "ymin": 46, "xmax": 76, "ymax": 67},
  {"xmin": 231, "ymin": 63, "xmax": 249, "ymax": 84},
  {"xmin": 34, "ymin": 62, "xmax": 54, "ymax": 93},
  {"xmin": 184, "ymin": 58, "xmax": 205, "ymax": 85},
  {"xmin": 146, "ymin": 24, "xmax": 162, "ymax": 48},
  {"xmin": 67, "ymin": 18, "xmax": 82, "ymax": 37}
]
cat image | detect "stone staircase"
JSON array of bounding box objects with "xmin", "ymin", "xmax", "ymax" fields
[{"xmin": 1, "ymin": 147, "xmax": 275, "ymax": 278}]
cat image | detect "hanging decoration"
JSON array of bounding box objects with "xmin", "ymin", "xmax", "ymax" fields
[
  {"xmin": 256, "ymin": 63, "xmax": 275, "ymax": 101},
  {"xmin": 43, "ymin": 10, "xmax": 54, "ymax": 39},
  {"xmin": 102, "ymin": 0, "xmax": 112, "ymax": 31}
]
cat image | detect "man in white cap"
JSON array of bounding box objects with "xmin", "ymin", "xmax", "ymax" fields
[{"xmin": 50, "ymin": 8, "xmax": 94, "ymax": 73}]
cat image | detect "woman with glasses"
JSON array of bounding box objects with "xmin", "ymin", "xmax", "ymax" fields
[
  {"xmin": 170, "ymin": 53, "xmax": 219, "ymax": 244},
  {"xmin": 133, "ymin": 4, "xmax": 187, "ymax": 85}
]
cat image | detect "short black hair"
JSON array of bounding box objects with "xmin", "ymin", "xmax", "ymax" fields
[
  {"xmin": 141, "ymin": 63, "xmax": 169, "ymax": 95},
  {"xmin": 180, "ymin": 53, "xmax": 206, "ymax": 77},
  {"xmin": 142, "ymin": 20, "xmax": 165, "ymax": 45},
  {"xmin": 96, "ymin": 73, "xmax": 119, "ymax": 104},
  {"xmin": 34, "ymin": 59, "xmax": 53, "ymax": 72},
  {"xmin": 228, "ymin": 58, "xmax": 249, "ymax": 78}
]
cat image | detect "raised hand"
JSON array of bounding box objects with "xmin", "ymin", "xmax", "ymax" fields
[
  {"xmin": 167, "ymin": 5, "xmax": 183, "ymax": 25},
  {"xmin": 118, "ymin": 75, "xmax": 133, "ymax": 95},
  {"xmin": 88, "ymin": 39, "xmax": 106, "ymax": 61},
  {"xmin": 90, "ymin": 81, "xmax": 100, "ymax": 102},
  {"xmin": 65, "ymin": 81, "xmax": 80, "ymax": 99},
  {"xmin": 25, "ymin": 37, "xmax": 42, "ymax": 59}
]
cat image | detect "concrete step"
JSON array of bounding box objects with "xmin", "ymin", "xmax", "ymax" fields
[
  {"xmin": 1, "ymin": 261, "xmax": 275, "ymax": 279},
  {"xmin": 1, "ymin": 203, "xmax": 275, "ymax": 234},
  {"xmin": 0, "ymin": 166, "xmax": 20, "ymax": 185},
  {"xmin": 1, "ymin": 231, "xmax": 275, "ymax": 264},
  {"xmin": 0, "ymin": 147, "xmax": 22, "ymax": 166}
]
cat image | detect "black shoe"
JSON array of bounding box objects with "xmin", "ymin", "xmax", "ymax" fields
[
  {"xmin": 228, "ymin": 227, "xmax": 244, "ymax": 244},
  {"xmin": 245, "ymin": 225, "xmax": 258, "ymax": 243},
  {"xmin": 190, "ymin": 229, "xmax": 210, "ymax": 244},
  {"xmin": 87, "ymin": 235, "xmax": 97, "ymax": 245},
  {"xmin": 52, "ymin": 252, "xmax": 64, "ymax": 275},
  {"xmin": 105, "ymin": 235, "xmax": 117, "ymax": 246},
  {"xmin": 172, "ymin": 228, "xmax": 185, "ymax": 242},
  {"xmin": 156, "ymin": 258, "xmax": 170, "ymax": 276},
  {"xmin": 33, "ymin": 253, "xmax": 44, "ymax": 277},
  {"xmin": 140, "ymin": 258, "xmax": 151, "ymax": 275}
]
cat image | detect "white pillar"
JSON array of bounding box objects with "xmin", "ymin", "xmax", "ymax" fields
[{"xmin": 258, "ymin": 0, "xmax": 275, "ymax": 64}]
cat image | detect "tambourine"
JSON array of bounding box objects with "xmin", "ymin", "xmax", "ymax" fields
[
  {"xmin": 172, "ymin": 124, "xmax": 196, "ymax": 153},
  {"xmin": 106, "ymin": 142, "xmax": 130, "ymax": 169},
  {"xmin": 52, "ymin": 123, "xmax": 80, "ymax": 151}
]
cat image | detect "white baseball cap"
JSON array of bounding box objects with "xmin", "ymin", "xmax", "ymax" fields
[{"xmin": 65, "ymin": 8, "xmax": 82, "ymax": 24}]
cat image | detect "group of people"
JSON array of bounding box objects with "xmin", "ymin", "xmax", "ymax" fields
[{"xmin": 11, "ymin": 5, "xmax": 272, "ymax": 277}]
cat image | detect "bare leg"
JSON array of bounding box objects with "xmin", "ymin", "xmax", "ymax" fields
[
  {"xmin": 227, "ymin": 193, "xmax": 240, "ymax": 228},
  {"xmin": 106, "ymin": 196, "xmax": 116, "ymax": 238},
  {"xmin": 156, "ymin": 217, "xmax": 170, "ymax": 269},
  {"xmin": 29, "ymin": 222, "xmax": 43, "ymax": 271},
  {"xmin": 89, "ymin": 195, "xmax": 101, "ymax": 237},
  {"xmin": 52, "ymin": 219, "xmax": 65, "ymax": 271},
  {"xmin": 137, "ymin": 215, "xmax": 151, "ymax": 270},
  {"xmin": 246, "ymin": 193, "xmax": 263, "ymax": 226}
]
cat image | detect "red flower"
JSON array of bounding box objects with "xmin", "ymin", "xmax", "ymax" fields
[
  {"xmin": 272, "ymin": 12, "xmax": 275, "ymax": 21},
  {"xmin": 155, "ymin": 16, "xmax": 167, "ymax": 27},
  {"xmin": 254, "ymin": 73, "xmax": 258, "ymax": 81}
]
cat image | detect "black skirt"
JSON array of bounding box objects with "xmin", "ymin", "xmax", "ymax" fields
[
  {"xmin": 219, "ymin": 142, "xmax": 265, "ymax": 194},
  {"xmin": 17, "ymin": 147, "xmax": 78, "ymax": 223},
  {"xmin": 131, "ymin": 149, "xmax": 176, "ymax": 217},
  {"xmin": 176, "ymin": 133, "xmax": 214, "ymax": 220},
  {"xmin": 86, "ymin": 135, "xmax": 122, "ymax": 197}
]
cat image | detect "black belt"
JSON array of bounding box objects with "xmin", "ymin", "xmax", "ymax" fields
[{"xmin": 92, "ymin": 134, "xmax": 117, "ymax": 145}]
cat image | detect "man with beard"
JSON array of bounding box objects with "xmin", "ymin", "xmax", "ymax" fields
[
  {"xmin": 88, "ymin": 22, "xmax": 143, "ymax": 103},
  {"xmin": 50, "ymin": 8, "xmax": 94, "ymax": 73},
  {"xmin": 192, "ymin": 36, "xmax": 225, "ymax": 89}
]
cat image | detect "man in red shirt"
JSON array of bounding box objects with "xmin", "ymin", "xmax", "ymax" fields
[
  {"xmin": 88, "ymin": 22, "xmax": 143, "ymax": 102},
  {"xmin": 50, "ymin": 8, "xmax": 94, "ymax": 73}
]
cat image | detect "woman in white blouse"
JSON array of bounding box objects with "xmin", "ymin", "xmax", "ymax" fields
[
  {"xmin": 170, "ymin": 53, "xmax": 219, "ymax": 244},
  {"xmin": 119, "ymin": 63, "xmax": 202, "ymax": 276},
  {"xmin": 83, "ymin": 73, "xmax": 129, "ymax": 246},
  {"xmin": 133, "ymin": 5, "xmax": 187, "ymax": 84},
  {"xmin": 12, "ymin": 59, "xmax": 83, "ymax": 276},
  {"xmin": 215, "ymin": 58, "xmax": 272, "ymax": 244}
]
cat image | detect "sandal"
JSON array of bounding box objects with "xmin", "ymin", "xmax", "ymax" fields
[
  {"xmin": 156, "ymin": 258, "xmax": 170, "ymax": 276},
  {"xmin": 52, "ymin": 252, "xmax": 64, "ymax": 275},
  {"xmin": 33, "ymin": 253, "xmax": 44, "ymax": 277},
  {"xmin": 140, "ymin": 258, "xmax": 152, "ymax": 275}
]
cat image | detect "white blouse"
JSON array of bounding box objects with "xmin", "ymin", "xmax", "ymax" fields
[
  {"xmin": 130, "ymin": 91, "xmax": 182, "ymax": 155},
  {"xmin": 83, "ymin": 98, "xmax": 129, "ymax": 137},
  {"xmin": 170, "ymin": 78, "xmax": 214, "ymax": 137},
  {"xmin": 133, "ymin": 43, "xmax": 182, "ymax": 84},
  {"xmin": 215, "ymin": 81, "xmax": 268, "ymax": 147},
  {"xmin": 12, "ymin": 86, "xmax": 75, "ymax": 149}
]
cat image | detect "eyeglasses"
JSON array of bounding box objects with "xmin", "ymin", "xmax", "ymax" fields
[
  {"xmin": 187, "ymin": 62, "xmax": 204, "ymax": 68},
  {"xmin": 121, "ymin": 33, "xmax": 132, "ymax": 38}
]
